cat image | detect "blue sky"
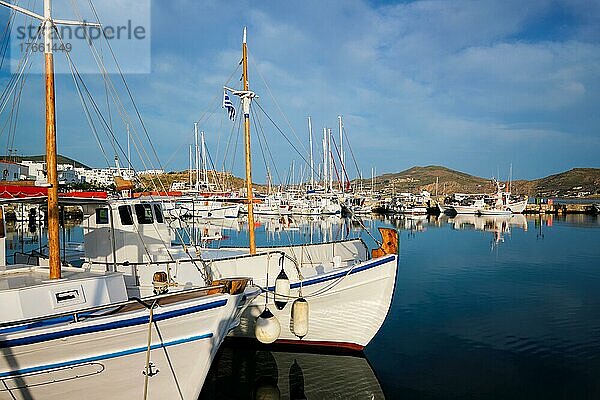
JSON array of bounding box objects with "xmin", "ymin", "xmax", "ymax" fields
[{"xmin": 1, "ymin": 0, "xmax": 599, "ymax": 182}]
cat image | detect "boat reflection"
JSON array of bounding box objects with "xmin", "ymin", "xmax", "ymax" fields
[
  {"xmin": 200, "ymin": 342, "xmax": 385, "ymax": 399},
  {"xmin": 446, "ymin": 213, "xmax": 528, "ymax": 244},
  {"xmin": 388, "ymin": 215, "xmax": 429, "ymax": 235},
  {"xmin": 170, "ymin": 217, "xmax": 242, "ymax": 244}
]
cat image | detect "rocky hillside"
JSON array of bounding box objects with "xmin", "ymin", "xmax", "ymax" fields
[
  {"xmin": 532, "ymin": 168, "xmax": 600, "ymax": 198},
  {"xmin": 137, "ymin": 170, "xmax": 266, "ymax": 192},
  {"xmin": 352, "ymin": 166, "xmax": 600, "ymax": 198}
]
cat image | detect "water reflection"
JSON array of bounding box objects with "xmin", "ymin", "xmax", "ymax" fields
[
  {"xmin": 200, "ymin": 342, "xmax": 385, "ymax": 399},
  {"xmin": 4, "ymin": 211, "xmax": 600, "ymax": 398}
]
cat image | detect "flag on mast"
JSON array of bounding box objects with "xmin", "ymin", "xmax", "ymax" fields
[{"xmin": 222, "ymin": 91, "xmax": 236, "ymax": 121}]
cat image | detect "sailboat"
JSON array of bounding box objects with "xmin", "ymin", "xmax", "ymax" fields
[
  {"xmin": 202, "ymin": 29, "xmax": 399, "ymax": 350},
  {"xmin": 0, "ymin": 2, "xmax": 258, "ymax": 399},
  {"xmin": 164, "ymin": 124, "xmax": 241, "ymax": 219},
  {"xmin": 1, "ymin": 24, "xmax": 398, "ymax": 352}
]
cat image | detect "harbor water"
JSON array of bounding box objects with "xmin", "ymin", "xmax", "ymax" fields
[{"xmin": 6, "ymin": 213, "xmax": 600, "ymax": 399}]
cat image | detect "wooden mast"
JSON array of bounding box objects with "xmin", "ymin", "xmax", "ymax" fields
[
  {"xmin": 0, "ymin": 0, "xmax": 100, "ymax": 279},
  {"xmin": 242, "ymin": 27, "xmax": 256, "ymax": 254},
  {"xmin": 44, "ymin": 0, "xmax": 61, "ymax": 279}
]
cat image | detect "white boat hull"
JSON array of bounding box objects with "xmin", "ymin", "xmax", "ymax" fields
[
  {"xmin": 206, "ymin": 246, "xmax": 398, "ymax": 350},
  {"xmin": 451, "ymin": 205, "xmax": 480, "ymax": 214},
  {"xmin": 182, "ymin": 204, "xmax": 240, "ymax": 219},
  {"xmin": 478, "ymin": 208, "xmax": 512, "ymax": 216},
  {"xmin": 0, "ymin": 291, "xmax": 249, "ymax": 400},
  {"xmin": 506, "ymin": 199, "xmax": 528, "ymax": 213}
]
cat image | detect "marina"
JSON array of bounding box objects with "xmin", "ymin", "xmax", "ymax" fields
[
  {"xmin": 2, "ymin": 212, "xmax": 600, "ymax": 398},
  {"xmin": 1, "ymin": 0, "xmax": 599, "ymax": 398}
]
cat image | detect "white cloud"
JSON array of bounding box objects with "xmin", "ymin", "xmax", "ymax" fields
[{"xmin": 2, "ymin": 0, "xmax": 599, "ymax": 179}]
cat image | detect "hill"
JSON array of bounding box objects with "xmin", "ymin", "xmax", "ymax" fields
[
  {"xmin": 137, "ymin": 170, "xmax": 266, "ymax": 192},
  {"xmin": 353, "ymin": 166, "xmax": 600, "ymax": 198},
  {"xmin": 532, "ymin": 168, "xmax": 600, "ymax": 198},
  {"xmin": 356, "ymin": 165, "xmax": 494, "ymax": 195},
  {"xmin": 5, "ymin": 153, "xmax": 596, "ymax": 198}
]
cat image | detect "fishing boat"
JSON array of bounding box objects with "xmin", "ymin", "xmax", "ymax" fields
[
  {"xmin": 443, "ymin": 179, "xmax": 528, "ymax": 215},
  {"xmin": 477, "ymin": 207, "xmax": 512, "ymax": 216},
  {"xmin": 0, "ymin": 2, "xmax": 258, "ymax": 399},
  {"xmin": 449, "ymin": 197, "xmax": 486, "ymax": 214},
  {"xmin": 39, "ymin": 28, "xmax": 399, "ymax": 351},
  {"xmin": 202, "ymin": 29, "xmax": 398, "ymax": 350}
]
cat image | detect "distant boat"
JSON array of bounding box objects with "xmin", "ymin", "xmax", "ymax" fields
[
  {"xmin": 443, "ymin": 179, "xmax": 528, "ymax": 215},
  {"xmin": 477, "ymin": 207, "xmax": 512, "ymax": 216}
]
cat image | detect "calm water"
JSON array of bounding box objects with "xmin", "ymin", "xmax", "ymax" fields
[{"xmin": 7, "ymin": 213, "xmax": 600, "ymax": 399}]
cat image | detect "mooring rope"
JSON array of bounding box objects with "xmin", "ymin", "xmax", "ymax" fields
[{"xmin": 142, "ymin": 298, "xmax": 158, "ymax": 400}]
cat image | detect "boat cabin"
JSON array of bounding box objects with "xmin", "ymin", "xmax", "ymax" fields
[{"xmin": 83, "ymin": 199, "xmax": 171, "ymax": 265}]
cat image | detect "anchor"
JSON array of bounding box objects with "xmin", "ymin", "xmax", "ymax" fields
[{"xmin": 142, "ymin": 362, "xmax": 159, "ymax": 377}]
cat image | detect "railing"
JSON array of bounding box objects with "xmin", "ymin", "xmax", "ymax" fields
[{"xmin": 0, "ymin": 283, "xmax": 226, "ymax": 329}]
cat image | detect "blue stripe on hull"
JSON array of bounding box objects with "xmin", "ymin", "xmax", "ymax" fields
[
  {"xmin": 267, "ymin": 254, "xmax": 397, "ymax": 291},
  {"xmin": 0, "ymin": 333, "xmax": 213, "ymax": 378},
  {"xmin": 0, "ymin": 299, "xmax": 227, "ymax": 348}
]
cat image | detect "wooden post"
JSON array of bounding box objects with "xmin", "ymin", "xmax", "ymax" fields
[
  {"xmin": 242, "ymin": 28, "xmax": 256, "ymax": 254},
  {"xmin": 44, "ymin": 0, "xmax": 61, "ymax": 279}
]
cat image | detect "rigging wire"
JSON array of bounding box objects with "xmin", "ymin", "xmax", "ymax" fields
[
  {"xmin": 162, "ymin": 63, "xmax": 240, "ymax": 171},
  {"xmin": 253, "ymin": 100, "xmax": 312, "ymax": 169},
  {"xmin": 67, "ymin": 0, "xmax": 168, "ymax": 193},
  {"xmin": 250, "ymin": 49, "xmax": 308, "ymax": 157},
  {"xmin": 342, "ymin": 125, "xmax": 362, "ymax": 185},
  {"xmin": 86, "ymin": 0, "xmax": 164, "ymax": 175}
]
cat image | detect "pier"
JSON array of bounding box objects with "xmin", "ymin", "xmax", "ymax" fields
[{"xmin": 524, "ymin": 202, "xmax": 600, "ymax": 215}]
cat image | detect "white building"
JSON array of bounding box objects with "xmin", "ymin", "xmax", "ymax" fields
[
  {"xmin": 57, "ymin": 164, "xmax": 81, "ymax": 185},
  {"xmin": 21, "ymin": 160, "xmax": 46, "ymax": 182},
  {"xmin": 138, "ymin": 169, "xmax": 164, "ymax": 176},
  {"xmin": 0, "ymin": 161, "xmax": 28, "ymax": 181},
  {"xmin": 77, "ymin": 168, "xmax": 115, "ymax": 187},
  {"xmin": 17, "ymin": 158, "xmax": 136, "ymax": 188}
]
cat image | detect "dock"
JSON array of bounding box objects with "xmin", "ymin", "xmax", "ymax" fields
[{"xmin": 524, "ymin": 202, "xmax": 600, "ymax": 215}]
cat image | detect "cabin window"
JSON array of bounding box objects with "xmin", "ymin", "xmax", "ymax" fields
[
  {"xmin": 134, "ymin": 204, "xmax": 154, "ymax": 224},
  {"xmin": 95, "ymin": 208, "xmax": 109, "ymax": 224},
  {"xmin": 118, "ymin": 205, "xmax": 134, "ymax": 225},
  {"xmin": 153, "ymin": 204, "xmax": 164, "ymax": 223}
]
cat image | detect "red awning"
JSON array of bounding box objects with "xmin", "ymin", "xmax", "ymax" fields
[{"xmin": 0, "ymin": 185, "xmax": 107, "ymax": 199}]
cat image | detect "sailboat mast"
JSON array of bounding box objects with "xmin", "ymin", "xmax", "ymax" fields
[
  {"xmin": 201, "ymin": 131, "xmax": 208, "ymax": 187},
  {"xmin": 194, "ymin": 123, "xmax": 199, "ymax": 191},
  {"xmin": 188, "ymin": 144, "xmax": 193, "ymax": 189},
  {"xmin": 44, "ymin": 0, "xmax": 60, "ymax": 279},
  {"xmin": 0, "ymin": 0, "xmax": 102, "ymax": 279},
  {"xmin": 308, "ymin": 116, "xmax": 314, "ymax": 189},
  {"xmin": 242, "ymin": 28, "xmax": 256, "ymax": 254},
  {"xmin": 126, "ymin": 123, "xmax": 131, "ymax": 172},
  {"xmin": 322, "ymin": 128, "xmax": 327, "ymax": 190},
  {"xmin": 338, "ymin": 115, "xmax": 344, "ymax": 190},
  {"xmin": 328, "ymin": 128, "xmax": 333, "ymax": 192}
]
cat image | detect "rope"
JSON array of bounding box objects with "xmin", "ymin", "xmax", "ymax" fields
[
  {"xmin": 142, "ymin": 298, "xmax": 158, "ymax": 400},
  {"xmin": 257, "ymin": 256, "xmax": 364, "ymax": 300}
]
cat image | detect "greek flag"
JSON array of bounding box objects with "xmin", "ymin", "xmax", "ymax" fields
[{"xmin": 222, "ymin": 91, "xmax": 236, "ymax": 121}]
